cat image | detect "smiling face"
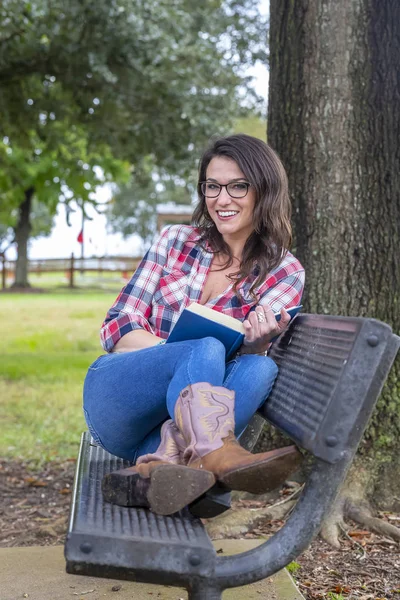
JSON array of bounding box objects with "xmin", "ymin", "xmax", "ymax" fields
[{"xmin": 204, "ymin": 156, "xmax": 256, "ymax": 247}]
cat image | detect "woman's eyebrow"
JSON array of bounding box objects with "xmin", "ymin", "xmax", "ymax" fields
[{"xmin": 206, "ymin": 177, "xmax": 248, "ymax": 182}]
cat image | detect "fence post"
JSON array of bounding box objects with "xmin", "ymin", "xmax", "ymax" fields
[
  {"xmin": 1, "ymin": 253, "xmax": 5, "ymax": 290},
  {"xmin": 69, "ymin": 253, "xmax": 75, "ymax": 288}
]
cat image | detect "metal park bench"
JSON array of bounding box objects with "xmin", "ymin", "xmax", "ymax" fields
[{"xmin": 65, "ymin": 314, "xmax": 399, "ymax": 599}]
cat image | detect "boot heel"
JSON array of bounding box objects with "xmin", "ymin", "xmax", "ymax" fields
[
  {"xmin": 148, "ymin": 465, "xmax": 215, "ymax": 515},
  {"xmin": 102, "ymin": 467, "xmax": 149, "ymax": 507},
  {"xmin": 218, "ymin": 451, "xmax": 303, "ymax": 495}
]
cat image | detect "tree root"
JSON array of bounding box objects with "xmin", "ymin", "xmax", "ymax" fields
[
  {"xmin": 319, "ymin": 496, "xmax": 347, "ymax": 549},
  {"xmin": 320, "ymin": 495, "xmax": 400, "ymax": 548},
  {"xmin": 204, "ymin": 472, "xmax": 400, "ymax": 549},
  {"xmin": 203, "ymin": 499, "xmax": 296, "ymax": 540},
  {"xmin": 346, "ymin": 502, "xmax": 400, "ymax": 541}
]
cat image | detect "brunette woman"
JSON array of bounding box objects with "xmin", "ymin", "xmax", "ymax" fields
[{"xmin": 83, "ymin": 134, "xmax": 305, "ymax": 515}]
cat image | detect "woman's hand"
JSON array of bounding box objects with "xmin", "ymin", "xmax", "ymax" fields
[{"xmin": 241, "ymin": 305, "xmax": 291, "ymax": 355}]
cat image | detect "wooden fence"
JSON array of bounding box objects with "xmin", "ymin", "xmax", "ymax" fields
[{"xmin": 1, "ymin": 253, "xmax": 142, "ymax": 289}]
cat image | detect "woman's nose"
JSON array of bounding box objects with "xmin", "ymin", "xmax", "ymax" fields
[{"xmin": 217, "ymin": 187, "xmax": 231, "ymax": 204}]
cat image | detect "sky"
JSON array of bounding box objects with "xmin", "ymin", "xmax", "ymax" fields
[{"xmin": 9, "ymin": 0, "xmax": 270, "ymax": 261}]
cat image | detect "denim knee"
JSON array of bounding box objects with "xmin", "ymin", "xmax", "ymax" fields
[
  {"xmin": 227, "ymin": 353, "xmax": 278, "ymax": 406},
  {"xmin": 190, "ymin": 336, "xmax": 226, "ymax": 364},
  {"xmin": 247, "ymin": 354, "xmax": 277, "ymax": 386}
]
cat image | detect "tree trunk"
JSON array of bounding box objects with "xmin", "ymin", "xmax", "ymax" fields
[
  {"xmin": 267, "ymin": 0, "xmax": 400, "ymax": 542},
  {"xmin": 12, "ymin": 187, "xmax": 34, "ymax": 288}
]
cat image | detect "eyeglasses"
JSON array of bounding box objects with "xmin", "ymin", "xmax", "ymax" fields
[{"xmin": 200, "ymin": 181, "xmax": 251, "ymax": 199}]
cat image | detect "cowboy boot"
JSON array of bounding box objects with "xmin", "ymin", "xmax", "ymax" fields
[
  {"xmin": 102, "ymin": 419, "xmax": 215, "ymax": 515},
  {"xmin": 174, "ymin": 382, "xmax": 302, "ymax": 495}
]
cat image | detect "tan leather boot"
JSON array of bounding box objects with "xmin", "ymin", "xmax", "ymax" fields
[
  {"xmin": 174, "ymin": 383, "xmax": 302, "ymax": 495},
  {"xmin": 102, "ymin": 419, "xmax": 215, "ymax": 514}
]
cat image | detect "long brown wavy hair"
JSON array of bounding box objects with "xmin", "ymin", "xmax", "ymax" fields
[{"xmin": 192, "ymin": 134, "xmax": 292, "ymax": 298}]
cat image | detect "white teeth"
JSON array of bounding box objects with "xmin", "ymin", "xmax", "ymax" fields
[{"xmin": 218, "ymin": 211, "xmax": 238, "ymax": 217}]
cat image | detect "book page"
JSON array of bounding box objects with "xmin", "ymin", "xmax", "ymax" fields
[{"xmin": 187, "ymin": 303, "xmax": 245, "ymax": 333}]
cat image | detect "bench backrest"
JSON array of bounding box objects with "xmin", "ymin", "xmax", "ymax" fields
[{"xmin": 263, "ymin": 314, "xmax": 399, "ymax": 462}]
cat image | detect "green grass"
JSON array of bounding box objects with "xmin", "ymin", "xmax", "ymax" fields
[{"xmin": 0, "ymin": 290, "xmax": 118, "ymax": 464}]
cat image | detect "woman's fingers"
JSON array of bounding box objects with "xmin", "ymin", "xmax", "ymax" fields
[
  {"xmin": 244, "ymin": 310, "xmax": 261, "ymax": 340},
  {"xmin": 278, "ymin": 307, "xmax": 291, "ymax": 329},
  {"xmin": 243, "ymin": 305, "xmax": 292, "ymax": 349},
  {"xmin": 262, "ymin": 304, "xmax": 278, "ymax": 332},
  {"xmin": 242, "ymin": 319, "xmax": 253, "ymax": 335},
  {"xmin": 244, "ymin": 306, "xmax": 276, "ymax": 346}
]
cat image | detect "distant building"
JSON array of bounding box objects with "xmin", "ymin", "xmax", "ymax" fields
[{"xmin": 156, "ymin": 202, "xmax": 194, "ymax": 232}]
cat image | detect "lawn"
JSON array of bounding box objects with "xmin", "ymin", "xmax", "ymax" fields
[{"xmin": 0, "ymin": 288, "xmax": 120, "ymax": 464}]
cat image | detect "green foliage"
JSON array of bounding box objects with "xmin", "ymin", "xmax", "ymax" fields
[
  {"xmin": 107, "ymin": 164, "xmax": 196, "ymax": 243},
  {"xmin": 0, "ymin": 196, "xmax": 54, "ymax": 251},
  {"xmin": 0, "ymin": 117, "xmax": 130, "ymax": 226},
  {"xmin": 107, "ymin": 112, "xmax": 268, "ymax": 242},
  {"xmin": 0, "ymin": 222, "xmax": 13, "ymax": 253},
  {"xmin": 286, "ymin": 561, "xmax": 301, "ymax": 575},
  {"xmin": 1, "ymin": 0, "xmax": 266, "ymax": 167},
  {"xmin": 0, "ymin": 0, "xmax": 267, "ymax": 268},
  {"xmin": 234, "ymin": 115, "xmax": 267, "ymax": 140},
  {"xmin": 326, "ymin": 593, "xmax": 346, "ymax": 600}
]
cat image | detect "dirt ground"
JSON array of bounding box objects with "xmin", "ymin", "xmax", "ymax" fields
[{"xmin": 1, "ymin": 459, "xmax": 399, "ymax": 599}]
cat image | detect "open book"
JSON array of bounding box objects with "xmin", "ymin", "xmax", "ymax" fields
[{"xmin": 166, "ymin": 302, "xmax": 302, "ymax": 360}]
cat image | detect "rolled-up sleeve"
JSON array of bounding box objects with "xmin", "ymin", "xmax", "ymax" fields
[{"xmin": 100, "ymin": 227, "xmax": 170, "ymax": 352}]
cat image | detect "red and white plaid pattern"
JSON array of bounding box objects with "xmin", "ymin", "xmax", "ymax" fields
[{"xmin": 101, "ymin": 225, "xmax": 305, "ymax": 352}]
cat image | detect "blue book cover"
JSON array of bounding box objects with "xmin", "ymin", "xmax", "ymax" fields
[{"xmin": 166, "ymin": 303, "xmax": 302, "ymax": 360}]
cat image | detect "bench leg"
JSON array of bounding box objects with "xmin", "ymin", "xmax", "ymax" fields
[
  {"xmin": 189, "ymin": 583, "xmax": 222, "ymax": 599},
  {"xmin": 189, "ymin": 481, "xmax": 231, "ymax": 518}
]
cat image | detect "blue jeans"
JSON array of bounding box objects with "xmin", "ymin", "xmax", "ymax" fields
[{"xmin": 83, "ymin": 337, "xmax": 278, "ymax": 462}]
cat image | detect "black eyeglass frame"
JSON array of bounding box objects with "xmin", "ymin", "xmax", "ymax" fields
[{"xmin": 200, "ymin": 181, "xmax": 252, "ymax": 199}]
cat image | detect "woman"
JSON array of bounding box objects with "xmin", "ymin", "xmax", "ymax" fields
[{"xmin": 83, "ymin": 134, "xmax": 305, "ymax": 515}]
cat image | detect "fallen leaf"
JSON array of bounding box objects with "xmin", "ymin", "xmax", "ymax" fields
[
  {"xmin": 348, "ymin": 530, "xmax": 370, "ymax": 537},
  {"xmin": 24, "ymin": 477, "xmax": 47, "ymax": 487},
  {"xmin": 334, "ymin": 585, "xmax": 351, "ymax": 594}
]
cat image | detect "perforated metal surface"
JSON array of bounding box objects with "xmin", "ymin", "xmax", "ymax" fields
[
  {"xmin": 65, "ymin": 433, "xmax": 215, "ymax": 584},
  {"xmin": 268, "ymin": 320, "xmax": 357, "ymax": 437},
  {"xmin": 71, "ymin": 438, "xmax": 207, "ymax": 542},
  {"xmin": 262, "ymin": 314, "xmax": 394, "ymax": 462}
]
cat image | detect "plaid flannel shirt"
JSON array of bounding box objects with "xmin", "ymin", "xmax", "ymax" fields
[{"xmin": 101, "ymin": 225, "xmax": 305, "ymax": 352}]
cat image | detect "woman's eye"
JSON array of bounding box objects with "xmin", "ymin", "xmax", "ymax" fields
[
  {"xmin": 207, "ymin": 183, "xmax": 219, "ymax": 190},
  {"xmin": 232, "ymin": 183, "xmax": 247, "ymax": 190}
]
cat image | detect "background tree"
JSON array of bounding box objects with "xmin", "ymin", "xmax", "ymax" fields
[
  {"xmin": 0, "ymin": 0, "xmax": 266, "ymax": 285},
  {"xmin": 107, "ymin": 165, "xmax": 195, "ymax": 246},
  {"xmin": 106, "ymin": 114, "xmax": 267, "ymax": 243},
  {"xmin": 0, "ymin": 198, "xmax": 54, "ymax": 254},
  {"xmin": 267, "ymin": 0, "xmax": 400, "ymax": 546},
  {"xmin": 0, "ymin": 117, "xmax": 128, "ymax": 286}
]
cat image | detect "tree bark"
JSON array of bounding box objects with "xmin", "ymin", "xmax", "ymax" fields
[
  {"xmin": 12, "ymin": 187, "xmax": 34, "ymax": 288},
  {"xmin": 267, "ymin": 0, "xmax": 400, "ymax": 524}
]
